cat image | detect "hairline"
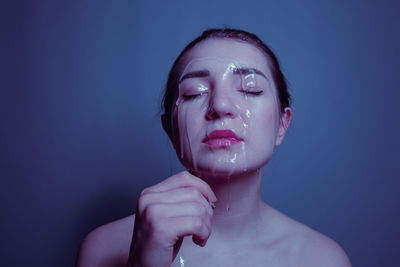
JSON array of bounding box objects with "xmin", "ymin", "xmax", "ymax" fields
[{"xmin": 173, "ymin": 36, "xmax": 283, "ymax": 113}]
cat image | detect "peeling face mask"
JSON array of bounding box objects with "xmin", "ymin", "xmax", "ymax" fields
[{"xmin": 172, "ymin": 57, "xmax": 280, "ymax": 178}]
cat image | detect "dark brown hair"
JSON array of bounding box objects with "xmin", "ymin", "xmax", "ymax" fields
[{"xmin": 161, "ymin": 28, "xmax": 291, "ymax": 137}]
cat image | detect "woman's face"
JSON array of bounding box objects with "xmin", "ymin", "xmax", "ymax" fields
[{"xmin": 171, "ymin": 38, "xmax": 290, "ymax": 177}]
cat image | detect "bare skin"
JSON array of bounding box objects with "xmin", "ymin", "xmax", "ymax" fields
[
  {"xmin": 76, "ymin": 38, "xmax": 351, "ymax": 266},
  {"xmin": 76, "ymin": 171, "xmax": 351, "ymax": 267}
]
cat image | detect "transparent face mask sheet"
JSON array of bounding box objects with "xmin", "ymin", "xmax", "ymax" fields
[
  {"xmin": 173, "ymin": 57, "xmax": 277, "ymax": 178},
  {"xmin": 171, "ymin": 58, "xmax": 277, "ymax": 264}
]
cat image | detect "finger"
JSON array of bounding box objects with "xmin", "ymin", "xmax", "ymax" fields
[
  {"xmin": 138, "ymin": 187, "xmax": 214, "ymax": 216},
  {"xmin": 164, "ymin": 216, "xmax": 211, "ymax": 246},
  {"xmin": 192, "ymin": 236, "xmax": 207, "ymax": 247},
  {"xmin": 143, "ymin": 171, "xmax": 217, "ymax": 202},
  {"xmin": 146, "ymin": 202, "xmax": 212, "ymax": 219}
]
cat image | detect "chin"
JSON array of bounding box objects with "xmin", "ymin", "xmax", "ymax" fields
[
  {"xmin": 183, "ymin": 159, "xmax": 262, "ymax": 180},
  {"xmin": 178, "ymin": 147, "xmax": 273, "ymax": 179}
]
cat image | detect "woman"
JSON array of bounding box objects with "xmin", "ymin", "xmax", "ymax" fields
[{"xmin": 76, "ymin": 28, "xmax": 351, "ymax": 267}]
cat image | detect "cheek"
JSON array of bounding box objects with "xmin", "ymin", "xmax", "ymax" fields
[
  {"xmin": 173, "ymin": 104, "xmax": 205, "ymax": 157},
  {"xmin": 176, "ymin": 103, "xmax": 203, "ymax": 133},
  {"xmin": 250, "ymin": 104, "xmax": 280, "ymax": 148}
]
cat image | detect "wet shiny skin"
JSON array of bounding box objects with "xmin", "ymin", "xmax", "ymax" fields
[
  {"xmin": 173, "ymin": 41, "xmax": 284, "ymax": 178},
  {"xmin": 76, "ymin": 39, "xmax": 351, "ymax": 267}
]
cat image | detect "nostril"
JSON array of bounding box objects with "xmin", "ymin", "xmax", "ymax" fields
[
  {"xmin": 205, "ymin": 90, "xmax": 236, "ymax": 120},
  {"xmin": 205, "ymin": 104, "xmax": 235, "ymax": 120},
  {"xmin": 206, "ymin": 107, "xmax": 220, "ymax": 120}
]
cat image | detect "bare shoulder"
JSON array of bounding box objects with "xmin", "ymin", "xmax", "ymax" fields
[
  {"xmin": 287, "ymin": 220, "xmax": 351, "ymax": 267},
  {"xmin": 76, "ymin": 214, "xmax": 135, "ymax": 267},
  {"xmin": 262, "ymin": 206, "xmax": 351, "ymax": 267}
]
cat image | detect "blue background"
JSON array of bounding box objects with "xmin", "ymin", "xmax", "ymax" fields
[{"xmin": 1, "ymin": 1, "xmax": 399, "ymax": 266}]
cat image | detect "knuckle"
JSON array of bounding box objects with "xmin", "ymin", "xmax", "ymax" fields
[
  {"xmin": 144, "ymin": 204, "xmax": 159, "ymax": 221},
  {"xmin": 175, "ymin": 171, "xmax": 186, "ymax": 180},
  {"xmin": 191, "ymin": 216, "xmax": 203, "ymax": 231},
  {"xmin": 181, "ymin": 171, "xmax": 191, "ymax": 182},
  {"xmin": 186, "ymin": 187, "xmax": 197, "ymax": 195},
  {"xmin": 137, "ymin": 194, "xmax": 151, "ymax": 214},
  {"xmin": 192, "ymin": 202, "xmax": 206, "ymax": 216},
  {"xmin": 169, "ymin": 172, "xmax": 184, "ymax": 184},
  {"xmin": 187, "ymin": 187, "xmax": 201, "ymax": 198}
]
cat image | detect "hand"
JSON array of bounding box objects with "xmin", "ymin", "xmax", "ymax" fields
[{"xmin": 127, "ymin": 171, "xmax": 217, "ymax": 267}]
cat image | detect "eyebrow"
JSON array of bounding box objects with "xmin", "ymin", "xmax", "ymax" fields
[
  {"xmin": 179, "ymin": 70, "xmax": 210, "ymax": 83},
  {"xmin": 179, "ymin": 67, "xmax": 268, "ymax": 83},
  {"xmin": 233, "ymin": 67, "xmax": 268, "ymax": 80}
]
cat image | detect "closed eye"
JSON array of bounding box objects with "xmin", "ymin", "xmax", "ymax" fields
[
  {"xmin": 240, "ymin": 90, "xmax": 264, "ymax": 96},
  {"xmin": 182, "ymin": 92, "xmax": 206, "ymax": 100}
]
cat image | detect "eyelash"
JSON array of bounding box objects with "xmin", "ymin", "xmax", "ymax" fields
[
  {"xmin": 182, "ymin": 93, "xmax": 205, "ymax": 100},
  {"xmin": 182, "ymin": 90, "xmax": 264, "ymax": 100},
  {"xmin": 240, "ymin": 90, "xmax": 264, "ymax": 96}
]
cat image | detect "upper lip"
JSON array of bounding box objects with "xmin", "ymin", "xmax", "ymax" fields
[{"xmin": 203, "ymin": 130, "xmax": 243, "ymax": 142}]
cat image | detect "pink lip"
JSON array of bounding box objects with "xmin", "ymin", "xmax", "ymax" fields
[{"xmin": 203, "ymin": 130, "xmax": 243, "ymax": 148}]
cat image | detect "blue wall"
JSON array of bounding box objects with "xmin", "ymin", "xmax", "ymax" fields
[{"xmin": 2, "ymin": 1, "xmax": 399, "ymax": 266}]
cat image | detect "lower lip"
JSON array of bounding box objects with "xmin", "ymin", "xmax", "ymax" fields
[{"xmin": 205, "ymin": 138, "xmax": 241, "ymax": 148}]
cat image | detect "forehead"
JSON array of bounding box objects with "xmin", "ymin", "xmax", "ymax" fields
[{"xmin": 180, "ymin": 38, "xmax": 271, "ymax": 75}]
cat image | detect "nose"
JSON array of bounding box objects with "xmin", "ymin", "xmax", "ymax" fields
[{"xmin": 205, "ymin": 84, "xmax": 237, "ymax": 120}]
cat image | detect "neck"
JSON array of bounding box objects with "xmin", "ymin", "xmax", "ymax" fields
[{"xmin": 198, "ymin": 168, "xmax": 265, "ymax": 241}]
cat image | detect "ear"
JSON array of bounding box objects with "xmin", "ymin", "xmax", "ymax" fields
[{"xmin": 275, "ymin": 107, "xmax": 292, "ymax": 147}]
